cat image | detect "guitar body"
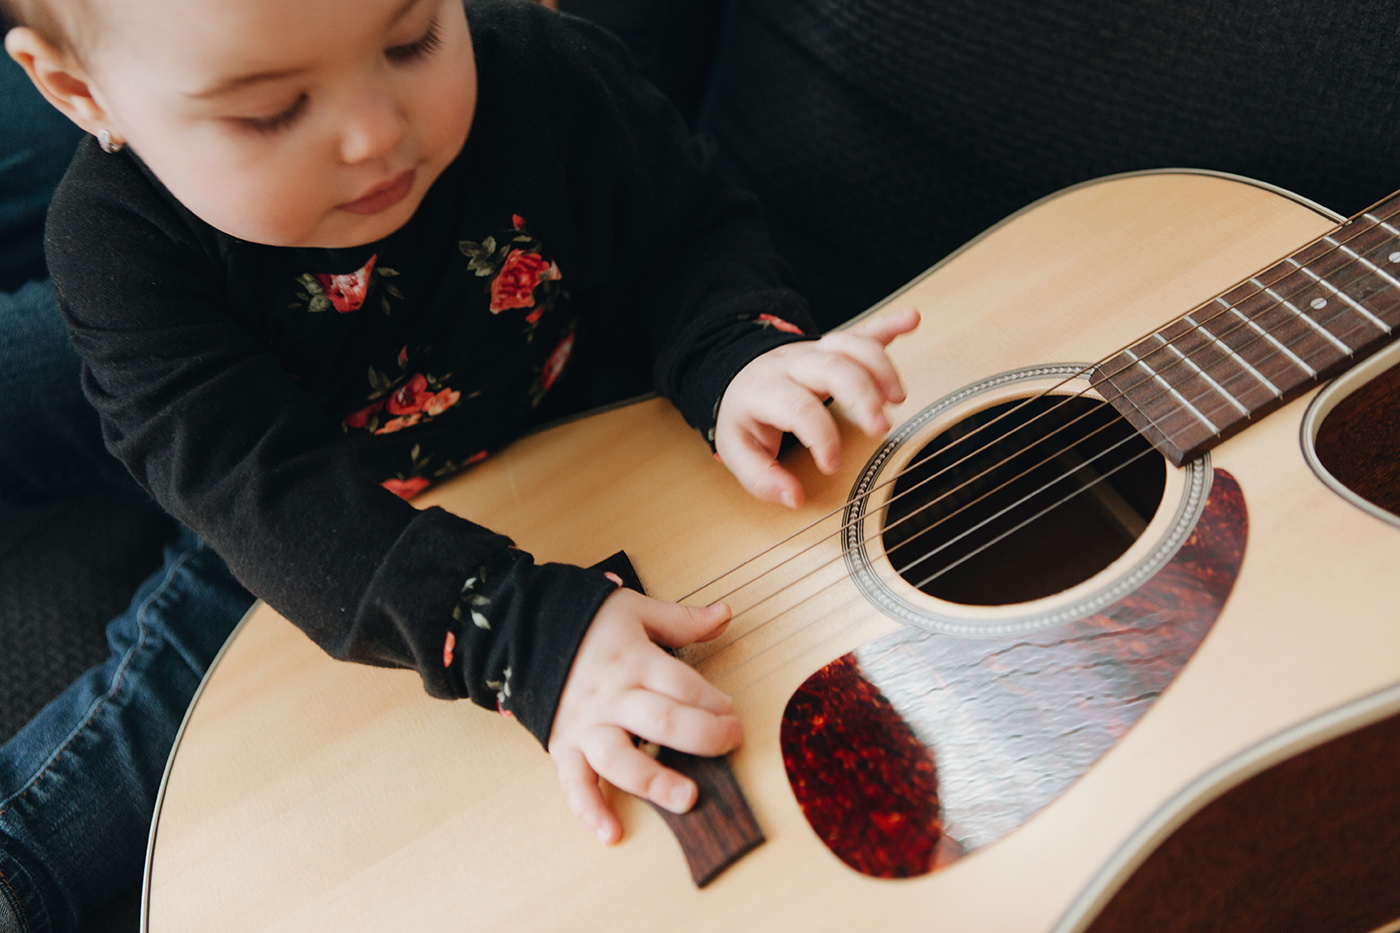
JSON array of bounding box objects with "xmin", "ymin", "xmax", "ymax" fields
[{"xmin": 143, "ymin": 172, "xmax": 1400, "ymax": 932}]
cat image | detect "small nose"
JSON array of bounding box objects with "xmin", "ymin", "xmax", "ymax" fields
[{"xmin": 338, "ymin": 84, "xmax": 408, "ymax": 164}]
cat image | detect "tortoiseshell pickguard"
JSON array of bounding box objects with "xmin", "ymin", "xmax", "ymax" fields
[{"xmin": 780, "ymin": 469, "xmax": 1247, "ymax": 878}]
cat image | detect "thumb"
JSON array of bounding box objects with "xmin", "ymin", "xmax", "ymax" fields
[{"xmin": 643, "ymin": 600, "xmax": 732, "ymax": 649}]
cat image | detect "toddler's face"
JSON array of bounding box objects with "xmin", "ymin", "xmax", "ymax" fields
[{"xmin": 84, "ymin": 0, "xmax": 475, "ymax": 248}]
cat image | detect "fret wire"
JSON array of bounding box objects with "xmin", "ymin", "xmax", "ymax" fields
[
  {"xmin": 1181, "ymin": 312, "xmax": 1282, "ymax": 397},
  {"xmin": 1364, "ymin": 211, "xmax": 1400, "ymax": 239},
  {"xmin": 1120, "ymin": 348, "xmax": 1220, "ymax": 433},
  {"xmin": 685, "ymin": 194, "xmax": 1400, "ymax": 610},
  {"xmin": 1248, "ymin": 274, "xmax": 1353, "ymax": 356},
  {"xmin": 1095, "ymin": 235, "xmax": 1400, "ymax": 453},
  {"xmin": 687, "ymin": 196, "xmax": 1400, "ymax": 679},
  {"xmin": 1132, "ymin": 283, "xmax": 1399, "ymax": 453},
  {"xmin": 1216, "ymin": 297, "xmax": 1316, "ymax": 375},
  {"xmin": 1106, "ymin": 214, "xmax": 1388, "ymax": 405},
  {"xmin": 1147, "ymin": 332, "xmax": 1250, "ymax": 416},
  {"xmin": 1325, "ymin": 230, "xmax": 1400, "ymax": 296},
  {"xmin": 1291, "ymin": 248, "xmax": 1391, "ymax": 333},
  {"xmin": 719, "ymin": 212, "xmax": 1400, "ymax": 675},
  {"xmin": 1104, "ymin": 198, "xmax": 1400, "ymax": 402}
]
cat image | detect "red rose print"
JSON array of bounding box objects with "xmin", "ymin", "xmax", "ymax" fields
[
  {"xmin": 316, "ymin": 254, "xmax": 377, "ymax": 313},
  {"xmin": 466, "ymin": 450, "xmax": 488, "ymax": 466},
  {"xmin": 489, "ymin": 249, "xmax": 552, "ymax": 314},
  {"xmin": 386, "ymin": 374, "xmax": 433, "ymax": 415},
  {"xmin": 423, "ymin": 388, "xmax": 460, "ymax": 417},
  {"xmin": 512, "ymin": 214, "xmax": 527, "ymax": 230},
  {"xmin": 757, "ymin": 313, "xmax": 804, "ymax": 335},
  {"xmin": 381, "ymin": 476, "xmax": 430, "ymax": 499},
  {"xmin": 540, "ymin": 333, "xmax": 574, "ymax": 391},
  {"xmin": 343, "ymin": 399, "xmax": 385, "ymax": 429},
  {"xmin": 375, "ymin": 413, "xmax": 422, "ymax": 434},
  {"xmin": 442, "ymin": 631, "xmax": 456, "ymax": 668}
]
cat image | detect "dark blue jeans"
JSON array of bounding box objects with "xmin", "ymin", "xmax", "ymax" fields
[{"xmin": 0, "ymin": 55, "xmax": 254, "ymax": 933}]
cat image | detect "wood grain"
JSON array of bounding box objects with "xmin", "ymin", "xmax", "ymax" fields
[
  {"xmin": 1313, "ymin": 359, "xmax": 1400, "ymax": 517},
  {"xmin": 1084, "ymin": 708, "xmax": 1400, "ymax": 933},
  {"xmin": 143, "ymin": 172, "xmax": 1400, "ymax": 933}
]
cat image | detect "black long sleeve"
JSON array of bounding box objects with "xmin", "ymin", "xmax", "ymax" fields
[{"xmin": 45, "ymin": 0, "xmax": 815, "ymax": 746}]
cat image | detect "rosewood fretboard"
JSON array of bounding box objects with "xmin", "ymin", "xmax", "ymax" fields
[{"xmin": 1091, "ymin": 192, "xmax": 1400, "ymax": 465}]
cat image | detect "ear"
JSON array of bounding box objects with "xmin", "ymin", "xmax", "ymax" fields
[{"xmin": 5, "ymin": 27, "xmax": 115, "ymax": 140}]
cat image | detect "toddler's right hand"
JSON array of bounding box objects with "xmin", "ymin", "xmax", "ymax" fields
[{"xmin": 547, "ymin": 587, "xmax": 741, "ymax": 845}]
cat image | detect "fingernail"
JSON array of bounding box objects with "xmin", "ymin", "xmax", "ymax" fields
[
  {"xmin": 668, "ymin": 784, "xmax": 696, "ymax": 813},
  {"xmin": 780, "ymin": 489, "xmax": 798, "ymax": 509}
]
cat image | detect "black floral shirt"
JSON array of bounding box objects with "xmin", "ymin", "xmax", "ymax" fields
[{"xmin": 45, "ymin": 0, "xmax": 815, "ymax": 747}]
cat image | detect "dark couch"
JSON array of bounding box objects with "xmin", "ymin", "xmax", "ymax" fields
[{"xmin": 7, "ymin": 0, "xmax": 1400, "ymax": 929}]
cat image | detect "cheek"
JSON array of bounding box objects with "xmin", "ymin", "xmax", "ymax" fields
[
  {"xmin": 141, "ymin": 139, "xmax": 331, "ymax": 245},
  {"xmin": 411, "ymin": 49, "xmax": 477, "ymax": 164}
]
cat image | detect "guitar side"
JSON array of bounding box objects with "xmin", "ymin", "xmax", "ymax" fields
[{"xmin": 144, "ymin": 172, "xmax": 1400, "ymax": 932}]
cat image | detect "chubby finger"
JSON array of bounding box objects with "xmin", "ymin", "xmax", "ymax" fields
[
  {"xmin": 584, "ymin": 727, "xmax": 698, "ymax": 815},
  {"xmin": 743, "ymin": 378, "xmax": 844, "ymax": 473},
  {"xmin": 848, "ymin": 306, "xmax": 921, "ymax": 347},
  {"xmin": 791, "ymin": 350, "xmax": 891, "ymax": 436},
  {"xmin": 716, "ymin": 423, "xmax": 805, "ymax": 507},
  {"xmin": 640, "ymin": 651, "xmax": 735, "ymax": 715},
  {"xmin": 817, "ymin": 331, "xmax": 907, "ymax": 404},
  {"xmin": 613, "ymin": 689, "xmax": 744, "ymax": 756},
  {"xmin": 554, "ymin": 745, "xmax": 620, "ymax": 844}
]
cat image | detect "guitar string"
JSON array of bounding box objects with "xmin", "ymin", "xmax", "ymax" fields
[
  {"xmin": 676, "ymin": 197, "xmax": 1400, "ymax": 607},
  {"xmin": 1098, "ymin": 219, "xmax": 1400, "ymax": 421},
  {"xmin": 697, "ymin": 403, "xmax": 1130, "ymax": 628},
  {"xmin": 685, "ymin": 257, "xmax": 1394, "ymax": 682},
  {"xmin": 678, "ymin": 201, "xmax": 1400, "ymax": 615},
  {"xmin": 705, "ymin": 444, "xmax": 1159, "ymax": 693},
  {"xmin": 707, "ymin": 256, "xmax": 1391, "ymax": 637},
  {"xmin": 679, "ymin": 212, "xmax": 1400, "ymax": 676},
  {"xmin": 705, "ymin": 231, "xmax": 1395, "ymax": 627},
  {"xmin": 704, "ymin": 407, "xmax": 1140, "ymax": 646}
]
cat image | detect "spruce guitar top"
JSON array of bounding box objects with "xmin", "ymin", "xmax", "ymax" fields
[{"xmin": 143, "ymin": 172, "xmax": 1400, "ymax": 933}]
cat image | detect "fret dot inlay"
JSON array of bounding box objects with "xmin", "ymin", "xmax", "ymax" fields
[
  {"xmin": 1389, "ymin": 250, "xmax": 1400, "ymax": 263},
  {"xmin": 1311, "ymin": 297, "xmax": 1327, "ymax": 309}
]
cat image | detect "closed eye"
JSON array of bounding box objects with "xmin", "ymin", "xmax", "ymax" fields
[
  {"xmin": 238, "ymin": 93, "xmax": 309, "ymax": 134},
  {"xmin": 386, "ymin": 17, "xmax": 442, "ymax": 63}
]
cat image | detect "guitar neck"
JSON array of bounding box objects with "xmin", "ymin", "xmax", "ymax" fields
[{"xmin": 1092, "ymin": 191, "xmax": 1400, "ymax": 465}]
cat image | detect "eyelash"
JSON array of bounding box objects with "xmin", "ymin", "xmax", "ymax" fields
[
  {"xmin": 241, "ymin": 94, "xmax": 309, "ymax": 135},
  {"xmin": 235, "ymin": 18, "xmax": 442, "ymax": 135},
  {"xmin": 386, "ymin": 18, "xmax": 443, "ymax": 63}
]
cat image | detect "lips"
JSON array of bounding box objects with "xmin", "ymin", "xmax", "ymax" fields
[{"xmin": 339, "ymin": 169, "xmax": 416, "ymax": 215}]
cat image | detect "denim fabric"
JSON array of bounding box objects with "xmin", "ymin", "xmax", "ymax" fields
[
  {"xmin": 0, "ymin": 529, "xmax": 251, "ymax": 933},
  {"xmin": 0, "ymin": 278, "xmax": 141, "ymax": 508},
  {"xmin": 0, "ymin": 48, "xmax": 255, "ymax": 933},
  {"xmin": 0, "ymin": 54, "xmax": 83, "ymax": 292}
]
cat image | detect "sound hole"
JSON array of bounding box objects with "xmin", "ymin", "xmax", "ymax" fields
[{"xmin": 881, "ymin": 396, "xmax": 1165, "ymax": 606}]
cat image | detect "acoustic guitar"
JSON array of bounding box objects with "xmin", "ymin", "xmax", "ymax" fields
[{"xmin": 141, "ymin": 171, "xmax": 1400, "ymax": 932}]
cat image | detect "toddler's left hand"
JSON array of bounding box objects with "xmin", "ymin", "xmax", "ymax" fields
[{"xmin": 715, "ymin": 307, "xmax": 920, "ymax": 508}]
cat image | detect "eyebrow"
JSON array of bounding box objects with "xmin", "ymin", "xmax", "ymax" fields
[{"xmin": 185, "ymin": 0, "xmax": 430, "ymax": 101}]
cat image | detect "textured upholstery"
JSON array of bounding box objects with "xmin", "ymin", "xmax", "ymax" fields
[{"xmin": 695, "ymin": 0, "xmax": 1400, "ymax": 328}]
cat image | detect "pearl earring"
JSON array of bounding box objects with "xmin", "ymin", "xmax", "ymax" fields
[{"xmin": 96, "ymin": 128, "xmax": 124, "ymax": 154}]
